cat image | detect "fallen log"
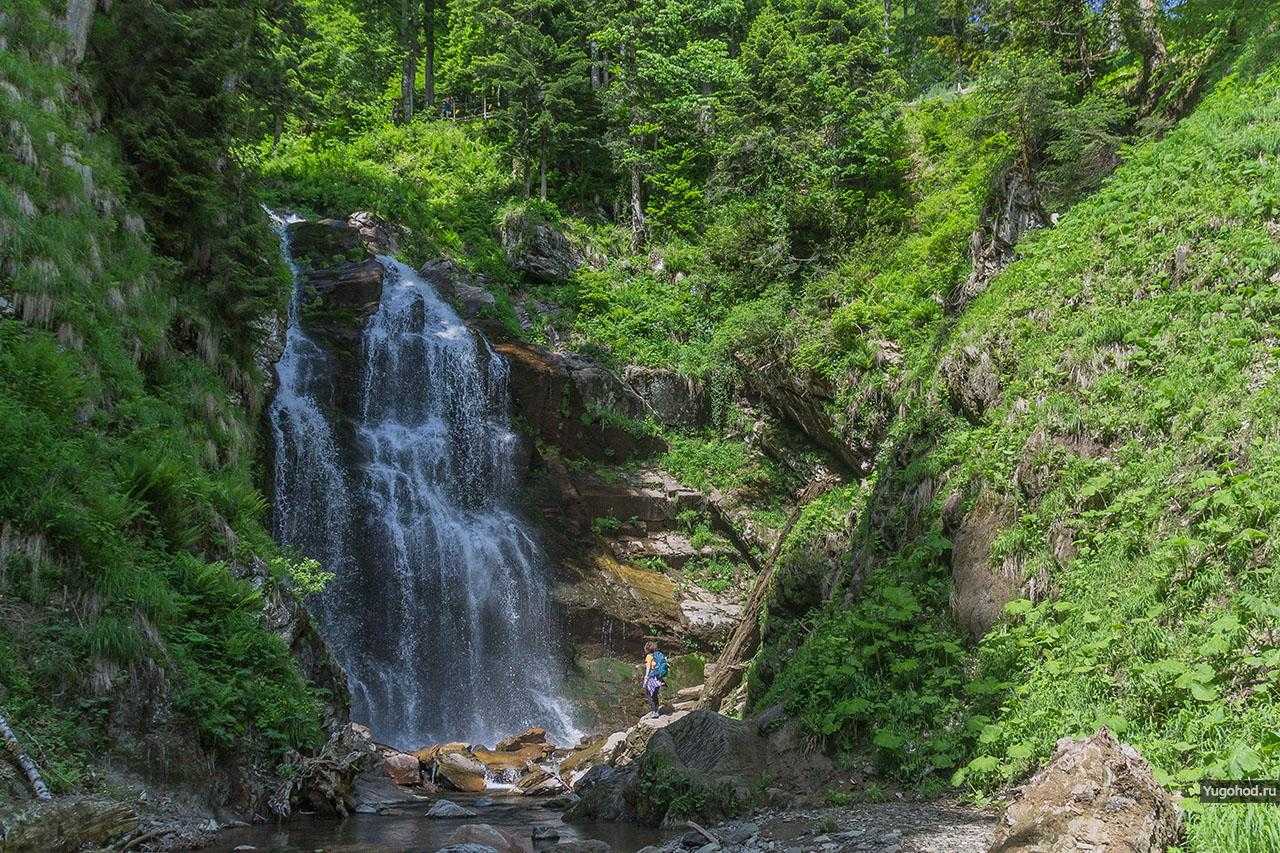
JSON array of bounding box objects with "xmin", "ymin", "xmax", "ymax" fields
[
  {"xmin": 0, "ymin": 711, "xmax": 52, "ymax": 801},
  {"xmin": 699, "ymin": 478, "xmax": 836, "ymax": 712}
]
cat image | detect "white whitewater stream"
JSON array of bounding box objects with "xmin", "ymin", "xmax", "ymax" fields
[{"xmin": 268, "ymin": 216, "xmax": 578, "ymax": 750}]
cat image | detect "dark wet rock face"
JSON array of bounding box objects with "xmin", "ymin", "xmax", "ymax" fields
[
  {"xmin": 991, "ymin": 729, "xmax": 1180, "ymax": 853},
  {"xmin": 624, "ymin": 366, "xmax": 707, "ymax": 429},
  {"xmin": 287, "ymin": 219, "xmax": 385, "ymax": 351},
  {"xmin": 495, "ymin": 341, "xmax": 663, "ymax": 463},
  {"xmin": 421, "ymin": 257, "xmax": 497, "ymax": 321}
]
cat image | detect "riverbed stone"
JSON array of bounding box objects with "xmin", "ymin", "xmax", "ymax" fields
[
  {"xmin": 436, "ymin": 750, "xmax": 489, "ymax": 793},
  {"xmin": 474, "ymin": 744, "xmax": 547, "ymax": 774},
  {"xmin": 515, "ymin": 766, "xmax": 566, "ymax": 797},
  {"xmin": 426, "ymin": 800, "xmax": 480, "ymax": 819},
  {"xmin": 381, "ymin": 749, "xmax": 421, "ymax": 786},
  {"xmin": 444, "ymin": 823, "xmax": 532, "ymax": 853}
]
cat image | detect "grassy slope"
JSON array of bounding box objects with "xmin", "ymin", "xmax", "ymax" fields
[
  {"xmin": 1, "ymin": 0, "xmax": 323, "ymax": 797},
  {"xmin": 764, "ymin": 33, "xmax": 1280, "ymax": 848}
]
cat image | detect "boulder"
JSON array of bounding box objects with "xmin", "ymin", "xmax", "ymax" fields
[
  {"xmin": 495, "ymin": 727, "xmax": 550, "ymax": 753},
  {"xmin": 679, "ymin": 600, "xmax": 744, "ymax": 647},
  {"xmin": 421, "ymin": 258, "xmax": 496, "ymax": 321},
  {"xmin": 551, "ymin": 842, "xmax": 611, "ymax": 853},
  {"xmin": 515, "ymin": 766, "xmax": 567, "ymax": 797},
  {"xmin": 426, "ymin": 800, "xmax": 480, "ymax": 819},
  {"xmin": 436, "ymin": 750, "xmax": 489, "ymax": 793},
  {"xmin": 561, "ymin": 731, "xmax": 627, "ymax": 782},
  {"xmin": 617, "ymin": 710, "xmax": 691, "ymax": 767},
  {"xmin": 990, "ymin": 729, "xmax": 1180, "ymax": 853},
  {"xmin": 347, "ymin": 211, "xmax": 402, "ymax": 255},
  {"xmin": 565, "ymin": 764, "xmax": 638, "ymax": 824},
  {"xmin": 472, "ymin": 744, "xmax": 546, "ymax": 774},
  {"xmin": 381, "ymin": 749, "xmax": 421, "ymax": 786},
  {"xmin": 499, "ymin": 209, "xmax": 591, "ymax": 283},
  {"xmin": 444, "ymin": 823, "xmax": 532, "ymax": 853},
  {"xmin": 567, "ymin": 710, "xmax": 832, "ymax": 827},
  {"xmin": 624, "ymin": 366, "xmax": 707, "ymax": 429},
  {"xmin": 414, "ymin": 741, "xmax": 472, "ymax": 765},
  {"xmin": 949, "ymin": 489, "xmax": 1022, "ymax": 640}
]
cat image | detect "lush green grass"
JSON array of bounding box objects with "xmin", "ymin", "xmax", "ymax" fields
[{"xmin": 1, "ymin": 0, "xmax": 324, "ymax": 793}]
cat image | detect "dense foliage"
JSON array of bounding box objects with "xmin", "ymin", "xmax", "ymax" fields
[
  {"xmin": 4, "ymin": 0, "xmax": 1280, "ymax": 847},
  {"xmin": 0, "ymin": 0, "xmax": 324, "ymax": 796}
]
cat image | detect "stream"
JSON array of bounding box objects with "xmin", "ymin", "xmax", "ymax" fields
[{"xmin": 208, "ymin": 792, "xmax": 669, "ymax": 852}]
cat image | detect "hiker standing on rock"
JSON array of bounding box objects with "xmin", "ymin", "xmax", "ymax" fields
[{"xmin": 643, "ymin": 641, "xmax": 668, "ymax": 718}]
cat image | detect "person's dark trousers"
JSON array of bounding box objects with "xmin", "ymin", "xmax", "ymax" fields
[{"xmin": 645, "ymin": 676, "xmax": 661, "ymax": 714}]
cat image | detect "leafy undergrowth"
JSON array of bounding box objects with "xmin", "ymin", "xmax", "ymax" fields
[
  {"xmin": 1, "ymin": 0, "xmax": 323, "ymax": 796},
  {"xmin": 259, "ymin": 121, "xmax": 509, "ymax": 276},
  {"xmin": 762, "ymin": 46, "xmax": 1280, "ymax": 848}
]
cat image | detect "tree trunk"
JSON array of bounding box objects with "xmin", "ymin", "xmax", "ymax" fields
[
  {"xmin": 0, "ymin": 711, "xmax": 53, "ymax": 800},
  {"xmin": 1125, "ymin": 0, "xmax": 1167, "ymax": 106},
  {"xmin": 423, "ymin": 0, "xmax": 435, "ymax": 109},
  {"xmin": 698, "ymin": 480, "xmax": 834, "ymax": 713},
  {"xmin": 624, "ymin": 29, "xmax": 645, "ymax": 251},
  {"xmin": 399, "ymin": 0, "xmax": 418, "ymax": 123},
  {"xmin": 539, "ymin": 149, "xmax": 547, "ymax": 201},
  {"xmin": 590, "ymin": 41, "xmax": 601, "ymax": 89}
]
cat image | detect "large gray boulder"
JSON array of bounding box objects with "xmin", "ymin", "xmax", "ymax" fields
[
  {"xmin": 566, "ymin": 709, "xmax": 831, "ymax": 827},
  {"xmin": 989, "ymin": 729, "xmax": 1180, "ymax": 853},
  {"xmin": 499, "ymin": 209, "xmax": 593, "ymax": 282}
]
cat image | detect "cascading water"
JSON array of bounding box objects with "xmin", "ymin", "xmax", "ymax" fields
[{"xmin": 268, "ymin": 216, "xmax": 578, "ymax": 749}]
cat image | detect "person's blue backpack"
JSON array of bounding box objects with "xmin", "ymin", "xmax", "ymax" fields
[{"xmin": 651, "ymin": 650, "xmax": 669, "ymax": 679}]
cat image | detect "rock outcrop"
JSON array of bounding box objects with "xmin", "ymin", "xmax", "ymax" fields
[
  {"xmin": 287, "ymin": 218, "xmax": 385, "ymax": 351},
  {"xmin": 499, "ymin": 208, "xmax": 595, "ymax": 283},
  {"xmin": 496, "ymin": 341, "xmax": 663, "ymax": 463},
  {"xmin": 948, "ymin": 490, "xmax": 1020, "ymax": 640},
  {"xmin": 940, "ymin": 344, "xmax": 1003, "ymax": 423},
  {"xmin": 0, "ymin": 796, "xmax": 137, "ymax": 853},
  {"xmin": 231, "ymin": 555, "xmax": 349, "ymax": 728},
  {"xmin": 950, "ymin": 166, "xmax": 1047, "ymax": 313},
  {"xmin": 624, "ymin": 366, "xmax": 707, "ymax": 429},
  {"xmin": 420, "ymin": 257, "xmax": 497, "ymax": 321},
  {"xmin": 62, "ymin": 0, "xmax": 97, "ymax": 65},
  {"xmin": 565, "ymin": 709, "xmax": 832, "ymax": 827},
  {"xmin": 732, "ymin": 352, "xmax": 889, "ymax": 476},
  {"xmin": 990, "ymin": 729, "xmax": 1181, "ymax": 853}
]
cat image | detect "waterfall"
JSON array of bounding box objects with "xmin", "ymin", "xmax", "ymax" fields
[{"xmin": 268, "ymin": 218, "xmax": 578, "ymax": 750}]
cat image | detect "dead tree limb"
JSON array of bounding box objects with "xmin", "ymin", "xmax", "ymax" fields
[{"xmin": 0, "ymin": 711, "xmax": 53, "ymax": 800}]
